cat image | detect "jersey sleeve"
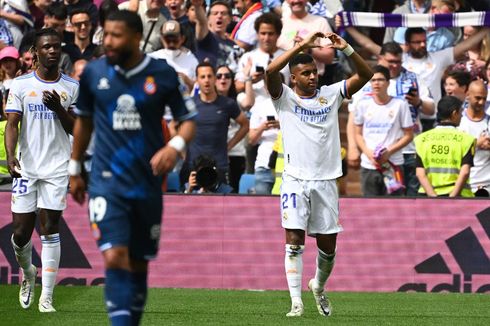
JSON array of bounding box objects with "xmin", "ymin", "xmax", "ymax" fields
[
  {"xmin": 4, "ymin": 79, "xmax": 23, "ymax": 114},
  {"xmin": 271, "ymin": 83, "xmax": 289, "ymax": 112},
  {"xmin": 74, "ymin": 65, "xmax": 94, "ymax": 117}
]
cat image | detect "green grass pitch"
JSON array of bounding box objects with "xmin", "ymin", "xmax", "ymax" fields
[{"xmin": 0, "ymin": 285, "xmax": 489, "ymax": 325}]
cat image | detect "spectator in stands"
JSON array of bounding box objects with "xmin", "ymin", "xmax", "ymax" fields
[
  {"xmin": 0, "ymin": 47, "xmax": 21, "ymax": 93},
  {"xmin": 63, "ymin": 0, "xmax": 98, "ymax": 32},
  {"xmin": 449, "ymin": 25, "xmax": 490, "ymax": 80},
  {"xmin": 164, "ymin": 0, "xmax": 196, "ymax": 52},
  {"xmin": 19, "ymin": 45, "xmax": 34, "ymax": 74},
  {"xmin": 277, "ymin": 0, "xmax": 334, "ymax": 86},
  {"xmin": 486, "ymin": 60, "xmax": 490, "ymax": 113},
  {"xmin": 0, "ymin": 0, "xmax": 33, "ymax": 48},
  {"xmin": 383, "ymin": 0, "xmax": 431, "ymax": 45},
  {"xmin": 121, "ymin": 0, "xmax": 167, "ymax": 52},
  {"xmin": 193, "ymin": 0, "xmax": 237, "ymax": 69},
  {"xmin": 181, "ymin": 62, "xmax": 249, "ymax": 186},
  {"xmin": 92, "ymin": 0, "xmax": 119, "ymax": 46},
  {"xmin": 458, "ymin": 80, "xmax": 490, "ymax": 196},
  {"xmin": 63, "ymin": 9, "xmax": 97, "ymax": 63},
  {"xmin": 231, "ymin": 0, "xmax": 264, "ymax": 51},
  {"xmin": 29, "ymin": 0, "xmax": 53, "ymax": 30},
  {"xmin": 415, "ymin": 96, "xmax": 475, "ymax": 197},
  {"xmin": 149, "ymin": 20, "xmax": 198, "ymax": 91},
  {"xmin": 345, "ymin": 42, "xmax": 434, "ymax": 195},
  {"xmin": 444, "ymin": 70, "xmax": 471, "ymax": 102},
  {"xmin": 354, "ymin": 65, "xmax": 414, "ymax": 196},
  {"xmin": 185, "ymin": 154, "xmax": 233, "ymax": 193},
  {"xmin": 215, "ymin": 64, "xmax": 254, "ymax": 192},
  {"xmin": 70, "ymin": 58, "xmax": 87, "ymax": 81}
]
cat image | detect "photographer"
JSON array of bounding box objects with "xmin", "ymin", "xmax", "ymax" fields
[{"xmin": 185, "ymin": 154, "xmax": 233, "ymax": 194}]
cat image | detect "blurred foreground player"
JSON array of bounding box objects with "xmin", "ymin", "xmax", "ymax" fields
[
  {"xmin": 265, "ymin": 31, "xmax": 372, "ymax": 317},
  {"xmin": 69, "ymin": 10, "xmax": 196, "ymax": 325}
]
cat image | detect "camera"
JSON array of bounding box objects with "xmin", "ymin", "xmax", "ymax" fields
[{"xmin": 193, "ymin": 155, "xmax": 219, "ymax": 190}]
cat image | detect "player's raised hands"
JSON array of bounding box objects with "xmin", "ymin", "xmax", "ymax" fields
[
  {"xmin": 325, "ymin": 32, "xmax": 349, "ymax": 51},
  {"xmin": 297, "ymin": 32, "xmax": 326, "ymax": 50},
  {"xmin": 42, "ymin": 90, "xmax": 63, "ymax": 113}
]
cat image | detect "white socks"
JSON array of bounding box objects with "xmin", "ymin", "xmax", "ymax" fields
[
  {"xmin": 285, "ymin": 244, "xmax": 304, "ymax": 300},
  {"xmin": 11, "ymin": 235, "xmax": 35, "ymax": 279},
  {"xmin": 314, "ymin": 249, "xmax": 336, "ymax": 291},
  {"xmin": 40, "ymin": 233, "xmax": 61, "ymax": 300}
]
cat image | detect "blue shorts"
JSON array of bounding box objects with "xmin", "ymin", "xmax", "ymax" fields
[{"xmin": 88, "ymin": 192, "xmax": 163, "ymax": 261}]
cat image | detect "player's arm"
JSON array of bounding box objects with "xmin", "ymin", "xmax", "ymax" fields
[
  {"xmin": 69, "ymin": 116, "xmax": 93, "ymax": 204},
  {"xmin": 326, "ymin": 33, "xmax": 373, "ymax": 98},
  {"xmin": 5, "ymin": 113, "xmax": 22, "ymax": 178},
  {"xmin": 416, "ymin": 166, "xmax": 437, "ymax": 197},
  {"xmin": 150, "ymin": 119, "xmax": 196, "ymax": 176},
  {"xmin": 453, "ymin": 27, "xmax": 490, "ymax": 60},
  {"xmin": 449, "ymin": 142, "xmax": 475, "ymax": 197},
  {"xmin": 266, "ymin": 32, "xmax": 325, "ymax": 98},
  {"xmin": 228, "ymin": 112, "xmax": 249, "ymax": 151},
  {"xmin": 42, "ymin": 90, "xmax": 75, "ymax": 134}
]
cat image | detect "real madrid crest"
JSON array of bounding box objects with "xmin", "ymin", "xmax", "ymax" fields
[
  {"xmin": 60, "ymin": 91, "xmax": 68, "ymax": 102},
  {"xmin": 144, "ymin": 76, "xmax": 157, "ymax": 95},
  {"xmin": 318, "ymin": 96, "xmax": 328, "ymax": 105}
]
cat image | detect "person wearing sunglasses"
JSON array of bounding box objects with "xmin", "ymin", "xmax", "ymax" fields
[{"xmin": 63, "ymin": 9, "xmax": 97, "ymax": 63}]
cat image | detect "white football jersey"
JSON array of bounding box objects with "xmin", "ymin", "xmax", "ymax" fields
[
  {"xmin": 5, "ymin": 72, "xmax": 79, "ymax": 179},
  {"xmin": 272, "ymin": 82, "xmax": 346, "ymax": 180}
]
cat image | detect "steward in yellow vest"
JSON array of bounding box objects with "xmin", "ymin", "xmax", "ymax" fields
[{"xmin": 415, "ymin": 96, "xmax": 475, "ymax": 197}]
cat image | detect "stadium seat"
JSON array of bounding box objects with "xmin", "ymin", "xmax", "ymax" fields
[
  {"xmin": 239, "ymin": 174, "xmax": 256, "ymax": 194},
  {"xmin": 166, "ymin": 172, "xmax": 180, "ymax": 192}
]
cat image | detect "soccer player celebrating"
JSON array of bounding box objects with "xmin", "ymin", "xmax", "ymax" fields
[
  {"xmin": 69, "ymin": 10, "xmax": 196, "ymax": 325},
  {"xmin": 5, "ymin": 28, "xmax": 78, "ymax": 312},
  {"xmin": 265, "ymin": 32, "xmax": 373, "ymax": 317}
]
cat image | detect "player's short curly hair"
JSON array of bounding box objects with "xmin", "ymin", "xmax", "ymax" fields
[
  {"xmin": 288, "ymin": 53, "xmax": 314, "ymax": 71},
  {"xmin": 106, "ymin": 10, "xmax": 143, "ymax": 35}
]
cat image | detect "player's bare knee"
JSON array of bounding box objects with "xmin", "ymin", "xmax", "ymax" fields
[
  {"xmin": 103, "ymin": 247, "xmax": 130, "ymax": 269},
  {"xmin": 285, "ymin": 244, "xmax": 304, "ymax": 258}
]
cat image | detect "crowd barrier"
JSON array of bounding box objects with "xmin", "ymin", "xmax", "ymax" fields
[{"xmin": 1, "ymin": 193, "xmax": 489, "ymax": 293}]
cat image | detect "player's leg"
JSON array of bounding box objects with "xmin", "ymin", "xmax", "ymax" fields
[
  {"xmin": 128, "ymin": 195, "xmax": 162, "ymax": 325},
  {"xmin": 11, "ymin": 177, "xmax": 38, "ymax": 309},
  {"xmin": 307, "ymin": 179, "xmax": 343, "ymax": 317},
  {"xmin": 36, "ymin": 176, "xmax": 69, "ymax": 312},
  {"xmin": 38, "ymin": 209, "xmax": 62, "ymax": 312},
  {"xmin": 11, "ymin": 212, "xmax": 37, "ymax": 309},
  {"xmin": 285, "ymin": 229, "xmax": 305, "ymax": 317},
  {"xmin": 281, "ymin": 174, "xmax": 309, "ymax": 317},
  {"xmin": 90, "ymin": 193, "xmax": 133, "ymax": 325}
]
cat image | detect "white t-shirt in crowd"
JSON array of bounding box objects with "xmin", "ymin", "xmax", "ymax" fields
[
  {"xmin": 234, "ymin": 11, "xmax": 262, "ymax": 47},
  {"xmin": 272, "ymin": 81, "xmax": 346, "ymax": 180},
  {"xmin": 5, "ymin": 72, "xmax": 79, "ymax": 179},
  {"xmin": 149, "ymin": 48, "xmax": 198, "ymax": 80},
  {"xmin": 458, "ymin": 111, "xmax": 490, "ymax": 191},
  {"xmin": 354, "ymin": 97, "xmax": 414, "ymax": 169},
  {"xmin": 249, "ymin": 98, "xmax": 279, "ymax": 170},
  {"xmin": 402, "ymin": 47, "xmax": 454, "ymax": 118}
]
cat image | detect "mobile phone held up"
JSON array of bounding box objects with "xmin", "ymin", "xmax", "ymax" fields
[
  {"xmin": 256, "ymin": 66, "xmax": 265, "ymax": 73},
  {"xmin": 407, "ymin": 86, "xmax": 418, "ymax": 95},
  {"xmin": 267, "ymin": 115, "xmax": 275, "ymax": 121}
]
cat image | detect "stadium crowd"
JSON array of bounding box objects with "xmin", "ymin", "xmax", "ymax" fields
[{"xmin": 0, "ymin": 0, "xmax": 489, "ymax": 197}]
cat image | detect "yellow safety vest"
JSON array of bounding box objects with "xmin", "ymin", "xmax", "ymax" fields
[
  {"xmin": 271, "ymin": 132, "xmax": 283, "ymax": 195},
  {"xmin": 0, "ymin": 120, "xmax": 9, "ymax": 177},
  {"xmin": 414, "ymin": 126, "xmax": 475, "ymax": 197}
]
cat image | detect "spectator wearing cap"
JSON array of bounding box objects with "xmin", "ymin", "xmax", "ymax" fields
[
  {"xmin": 164, "ymin": 0, "xmax": 196, "ymax": 52},
  {"xmin": 63, "ymin": 9, "xmax": 97, "ymax": 63},
  {"xmin": 0, "ymin": 47, "xmax": 21, "ymax": 94},
  {"xmin": 121, "ymin": 0, "xmax": 167, "ymax": 53},
  {"xmin": 149, "ymin": 20, "xmax": 198, "ymax": 91}
]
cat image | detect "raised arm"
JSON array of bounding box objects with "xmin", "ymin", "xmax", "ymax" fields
[
  {"xmin": 344, "ymin": 26, "xmax": 382, "ymax": 56},
  {"xmin": 326, "ymin": 33, "xmax": 373, "ymax": 98},
  {"xmin": 192, "ymin": 0, "xmax": 209, "ymax": 41},
  {"xmin": 453, "ymin": 27, "xmax": 490, "ymax": 60}
]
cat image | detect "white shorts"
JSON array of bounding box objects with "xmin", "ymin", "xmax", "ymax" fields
[
  {"xmin": 11, "ymin": 176, "xmax": 69, "ymax": 213},
  {"xmin": 280, "ymin": 173, "xmax": 343, "ymax": 236}
]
